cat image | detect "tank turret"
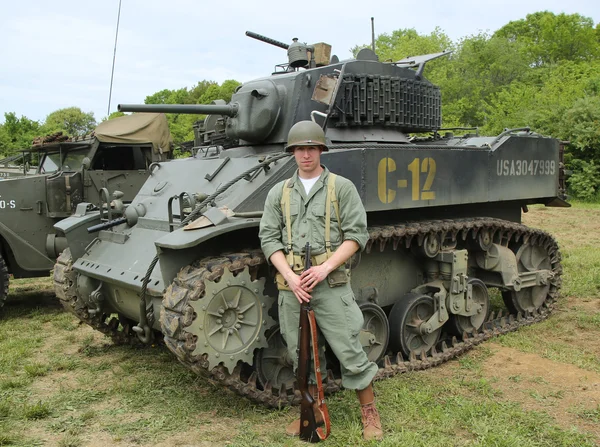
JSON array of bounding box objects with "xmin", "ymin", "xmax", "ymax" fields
[{"xmin": 118, "ymin": 31, "xmax": 442, "ymax": 148}]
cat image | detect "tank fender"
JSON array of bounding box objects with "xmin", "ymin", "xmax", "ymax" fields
[
  {"xmin": 155, "ymin": 217, "xmax": 260, "ymax": 251},
  {"xmin": 155, "ymin": 217, "xmax": 261, "ymax": 285},
  {"xmin": 54, "ymin": 205, "xmax": 103, "ymax": 261}
]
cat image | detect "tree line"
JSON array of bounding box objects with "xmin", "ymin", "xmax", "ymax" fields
[{"xmin": 1, "ymin": 11, "xmax": 598, "ymax": 199}]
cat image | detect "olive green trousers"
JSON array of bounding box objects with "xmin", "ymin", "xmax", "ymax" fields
[{"xmin": 278, "ymin": 280, "xmax": 378, "ymax": 390}]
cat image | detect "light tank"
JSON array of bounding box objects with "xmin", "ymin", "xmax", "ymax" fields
[
  {"xmin": 53, "ymin": 31, "xmax": 569, "ymax": 407},
  {"xmin": 0, "ymin": 113, "xmax": 173, "ymax": 312}
]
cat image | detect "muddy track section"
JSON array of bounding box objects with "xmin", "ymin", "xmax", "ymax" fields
[
  {"xmin": 56, "ymin": 218, "xmax": 562, "ymax": 408},
  {"xmin": 53, "ymin": 248, "xmax": 138, "ymax": 345}
]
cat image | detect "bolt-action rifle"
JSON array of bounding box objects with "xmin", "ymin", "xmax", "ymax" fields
[{"xmin": 297, "ymin": 242, "xmax": 331, "ymax": 442}]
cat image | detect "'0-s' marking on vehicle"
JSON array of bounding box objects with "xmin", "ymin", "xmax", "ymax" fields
[{"xmin": 0, "ymin": 195, "xmax": 17, "ymax": 209}]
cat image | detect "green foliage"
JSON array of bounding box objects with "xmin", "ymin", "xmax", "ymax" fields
[
  {"xmin": 438, "ymin": 33, "xmax": 531, "ymax": 127},
  {"xmin": 495, "ymin": 11, "xmax": 600, "ymax": 66},
  {"xmin": 42, "ymin": 107, "xmax": 96, "ymax": 137},
  {"xmin": 0, "ymin": 112, "xmax": 41, "ymax": 156},
  {"xmin": 559, "ymin": 96, "xmax": 600, "ymax": 158},
  {"xmin": 353, "ymin": 27, "xmax": 454, "ymax": 62},
  {"xmin": 566, "ymin": 159, "xmax": 600, "ymax": 201}
]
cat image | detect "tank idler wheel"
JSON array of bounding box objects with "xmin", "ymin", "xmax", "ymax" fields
[
  {"xmin": 389, "ymin": 293, "xmax": 441, "ymax": 358},
  {"xmin": 502, "ymin": 243, "xmax": 551, "ymax": 314},
  {"xmin": 254, "ymin": 326, "xmax": 295, "ymax": 390},
  {"xmin": 448, "ymin": 278, "xmax": 490, "ymax": 336},
  {"xmin": 0, "ymin": 253, "xmax": 9, "ymax": 313},
  {"xmin": 358, "ymin": 302, "xmax": 390, "ymax": 363}
]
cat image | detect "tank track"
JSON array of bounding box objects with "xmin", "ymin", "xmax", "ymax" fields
[
  {"xmin": 53, "ymin": 248, "xmax": 138, "ymax": 344},
  {"xmin": 160, "ymin": 217, "xmax": 562, "ymax": 408}
]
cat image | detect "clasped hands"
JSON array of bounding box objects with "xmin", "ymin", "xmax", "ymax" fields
[{"xmin": 286, "ymin": 263, "xmax": 332, "ymax": 303}]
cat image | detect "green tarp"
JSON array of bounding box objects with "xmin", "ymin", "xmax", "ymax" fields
[{"xmin": 94, "ymin": 113, "xmax": 173, "ymax": 153}]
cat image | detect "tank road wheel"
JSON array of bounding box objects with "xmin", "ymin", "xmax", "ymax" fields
[
  {"xmin": 185, "ymin": 266, "xmax": 276, "ymax": 373},
  {"xmin": 358, "ymin": 302, "xmax": 390, "ymax": 363},
  {"xmin": 0, "ymin": 253, "xmax": 9, "ymax": 313},
  {"xmin": 255, "ymin": 326, "xmax": 295, "ymax": 390},
  {"xmin": 502, "ymin": 243, "xmax": 552, "ymax": 314},
  {"xmin": 448, "ymin": 278, "xmax": 490, "ymax": 335},
  {"xmin": 389, "ymin": 293, "xmax": 441, "ymax": 357}
]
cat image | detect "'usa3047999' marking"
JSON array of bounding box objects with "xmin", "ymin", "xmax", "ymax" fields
[{"xmin": 496, "ymin": 159, "xmax": 556, "ymax": 176}]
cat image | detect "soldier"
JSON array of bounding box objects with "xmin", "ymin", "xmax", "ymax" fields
[{"xmin": 259, "ymin": 120, "xmax": 384, "ymax": 441}]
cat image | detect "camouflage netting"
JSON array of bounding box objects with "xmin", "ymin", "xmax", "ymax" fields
[{"xmin": 95, "ymin": 113, "xmax": 173, "ymax": 153}]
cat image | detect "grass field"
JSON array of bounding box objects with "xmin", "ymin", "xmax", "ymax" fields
[{"xmin": 1, "ymin": 204, "xmax": 599, "ymax": 447}]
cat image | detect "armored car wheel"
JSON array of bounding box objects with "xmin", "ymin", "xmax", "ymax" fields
[
  {"xmin": 448, "ymin": 278, "xmax": 489, "ymax": 335},
  {"xmin": 358, "ymin": 302, "xmax": 389, "ymax": 363},
  {"xmin": 502, "ymin": 242, "xmax": 551, "ymax": 314},
  {"xmin": 389, "ymin": 293, "xmax": 441, "ymax": 357},
  {"xmin": 254, "ymin": 326, "xmax": 295, "ymax": 389},
  {"xmin": 0, "ymin": 253, "xmax": 9, "ymax": 313}
]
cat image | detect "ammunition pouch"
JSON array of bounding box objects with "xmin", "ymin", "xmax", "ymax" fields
[{"xmin": 275, "ymin": 252, "xmax": 348, "ymax": 291}]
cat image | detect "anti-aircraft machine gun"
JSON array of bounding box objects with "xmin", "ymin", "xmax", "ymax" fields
[{"xmin": 54, "ymin": 30, "xmax": 568, "ymax": 407}]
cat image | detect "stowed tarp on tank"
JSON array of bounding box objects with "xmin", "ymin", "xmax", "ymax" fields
[{"xmin": 94, "ymin": 113, "xmax": 173, "ymax": 153}]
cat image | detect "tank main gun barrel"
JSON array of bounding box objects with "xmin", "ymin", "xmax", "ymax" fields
[
  {"xmin": 118, "ymin": 103, "xmax": 238, "ymax": 116},
  {"xmin": 245, "ymin": 31, "xmax": 289, "ymax": 50}
]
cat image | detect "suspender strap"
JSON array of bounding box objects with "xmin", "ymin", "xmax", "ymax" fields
[
  {"xmin": 324, "ymin": 173, "xmax": 342, "ymax": 257},
  {"xmin": 280, "ymin": 179, "xmax": 294, "ymax": 267},
  {"xmin": 281, "ymin": 173, "xmax": 342, "ymax": 264}
]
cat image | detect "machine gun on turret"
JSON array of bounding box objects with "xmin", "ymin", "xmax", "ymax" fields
[{"xmin": 246, "ymin": 31, "xmax": 331, "ymax": 69}]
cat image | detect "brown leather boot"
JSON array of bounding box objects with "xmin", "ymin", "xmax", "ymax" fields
[{"xmin": 360, "ymin": 401, "xmax": 383, "ymax": 441}]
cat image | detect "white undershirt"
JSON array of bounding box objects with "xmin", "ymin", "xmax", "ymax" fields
[{"xmin": 299, "ymin": 176, "xmax": 320, "ymax": 195}]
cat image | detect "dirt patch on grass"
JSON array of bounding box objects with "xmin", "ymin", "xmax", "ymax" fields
[
  {"xmin": 482, "ymin": 343, "xmax": 600, "ymax": 442},
  {"xmin": 523, "ymin": 206, "xmax": 600, "ymax": 251},
  {"xmin": 564, "ymin": 295, "xmax": 600, "ymax": 313}
]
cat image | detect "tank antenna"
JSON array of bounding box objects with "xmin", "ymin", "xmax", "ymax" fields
[
  {"xmin": 107, "ymin": 0, "xmax": 122, "ymax": 117},
  {"xmin": 371, "ymin": 17, "xmax": 376, "ymax": 53}
]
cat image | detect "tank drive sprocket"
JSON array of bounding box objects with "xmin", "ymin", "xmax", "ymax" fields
[{"xmin": 161, "ymin": 251, "xmax": 275, "ymax": 374}]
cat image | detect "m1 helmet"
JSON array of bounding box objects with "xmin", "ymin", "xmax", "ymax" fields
[{"xmin": 285, "ymin": 120, "xmax": 329, "ymax": 152}]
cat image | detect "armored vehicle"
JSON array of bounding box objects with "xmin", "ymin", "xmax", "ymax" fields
[
  {"xmin": 0, "ymin": 153, "xmax": 37, "ymax": 179},
  {"xmin": 53, "ymin": 32, "xmax": 568, "ymax": 407},
  {"xmin": 0, "ymin": 113, "xmax": 173, "ymax": 311}
]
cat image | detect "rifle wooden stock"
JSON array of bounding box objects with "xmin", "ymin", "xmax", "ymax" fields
[{"xmin": 297, "ymin": 243, "xmax": 330, "ymax": 442}]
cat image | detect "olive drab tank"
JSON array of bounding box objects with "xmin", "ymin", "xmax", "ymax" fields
[
  {"xmin": 53, "ymin": 31, "xmax": 569, "ymax": 407},
  {"xmin": 0, "ymin": 113, "xmax": 173, "ymax": 313}
]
